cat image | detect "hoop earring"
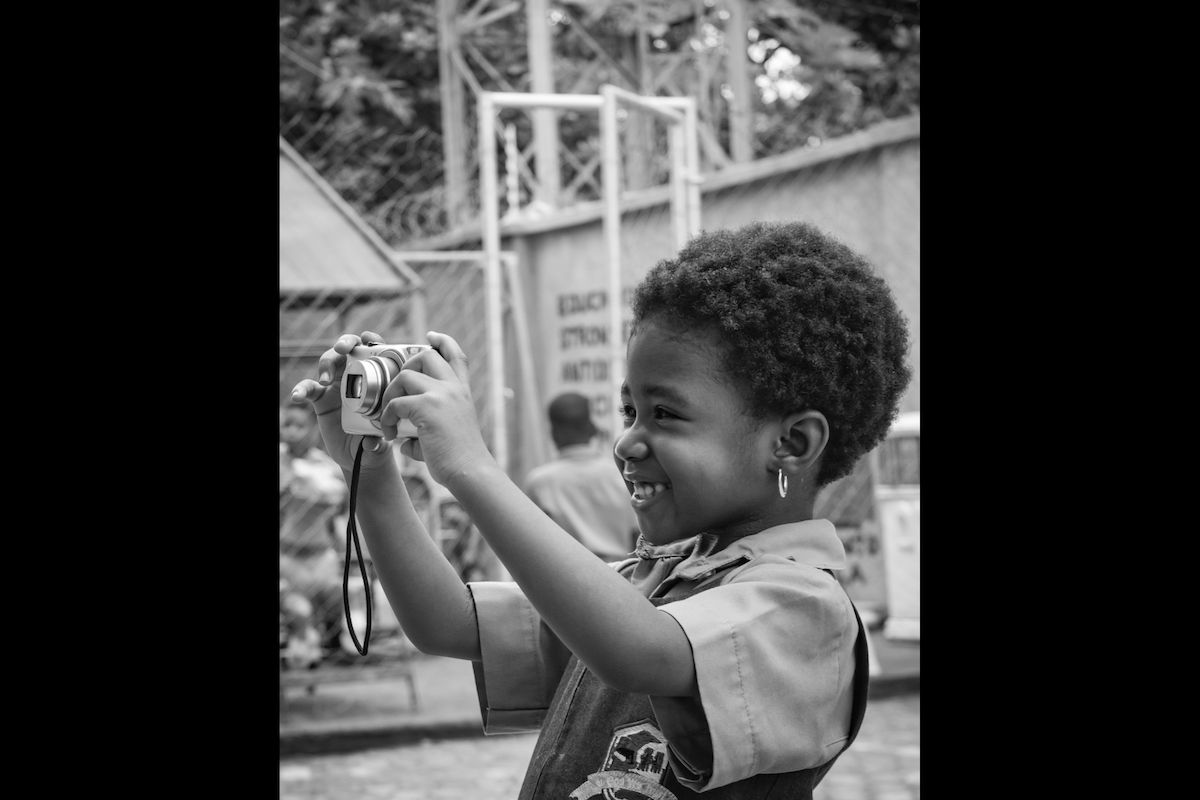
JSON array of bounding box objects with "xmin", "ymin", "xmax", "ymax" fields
[{"xmin": 778, "ymin": 469, "xmax": 788, "ymax": 499}]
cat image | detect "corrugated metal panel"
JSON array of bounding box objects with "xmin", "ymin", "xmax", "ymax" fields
[{"xmin": 279, "ymin": 152, "xmax": 406, "ymax": 295}]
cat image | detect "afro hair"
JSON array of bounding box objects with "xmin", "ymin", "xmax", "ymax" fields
[{"xmin": 629, "ymin": 220, "xmax": 912, "ymax": 486}]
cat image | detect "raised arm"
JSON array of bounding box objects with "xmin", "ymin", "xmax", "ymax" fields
[
  {"xmin": 380, "ymin": 332, "xmax": 698, "ymax": 698},
  {"xmin": 290, "ymin": 334, "xmax": 480, "ymax": 661}
]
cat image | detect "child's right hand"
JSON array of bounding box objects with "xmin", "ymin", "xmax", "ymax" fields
[
  {"xmin": 289, "ymin": 332, "xmax": 394, "ymax": 474},
  {"xmin": 376, "ymin": 331, "xmax": 494, "ymax": 490}
]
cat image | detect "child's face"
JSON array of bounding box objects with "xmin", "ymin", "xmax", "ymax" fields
[
  {"xmin": 615, "ymin": 320, "xmax": 778, "ymax": 546},
  {"xmin": 281, "ymin": 408, "xmax": 314, "ymax": 450}
]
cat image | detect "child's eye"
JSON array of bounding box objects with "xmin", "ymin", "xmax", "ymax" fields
[
  {"xmin": 652, "ymin": 407, "xmax": 674, "ymax": 420},
  {"xmin": 619, "ymin": 403, "xmax": 636, "ymax": 424}
]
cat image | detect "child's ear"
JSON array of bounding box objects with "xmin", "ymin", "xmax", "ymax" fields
[{"xmin": 772, "ymin": 410, "xmax": 829, "ymax": 475}]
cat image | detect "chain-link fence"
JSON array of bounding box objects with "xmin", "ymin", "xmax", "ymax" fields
[
  {"xmin": 280, "ymin": 255, "xmax": 513, "ymax": 713},
  {"xmin": 279, "ymin": 0, "xmax": 919, "ymax": 247}
]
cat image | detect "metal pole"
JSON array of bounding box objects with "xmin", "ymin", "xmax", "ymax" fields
[
  {"xmin": 526, "ymin": 0, "xmax": 560, "ymax": 206},
  {"xmin": 600, "ymin": 85, "xmax": 625, "ymax": 443},
  {"xmin": 505, "ymin": 123, "xmax": 520, "ymax": 215},
  {"xmin": 723, "ymin": 0, "xmax": 753, "ymax": 163},
  {"xmin": 501, "ymin": 253, "xmax": 551, "ymax": 471},
  {"xmin": 645, "ymin": 96, "xmax": 692, "ymax": 110},
  {"xmin": 597, "ymin": 84, "xmax": 684, "ymax": 123},
  {"xmin": 437, "ymin": 0, "xmax": 468, "ymax": 225},
  {"xmin": 394, "ymin": 250, "xmax": 520, "ymax": 260},
  {"xmin": 670, "ymin": 122, "xmax": 688, "ymax": 254},
  {"xmin": 411, "ymin": 288, "xmax": 427, "ymax": 344},
  {"xmin": 479, "ymin": 93, "xmax": 508, "ymax": 475},
  {"xmin": 683, "ymin": 98, "xmax": 702, "ymax": 238},
  {"xmin": 489, "ymin": 93, "xmax": 604, "ymax": 110}
]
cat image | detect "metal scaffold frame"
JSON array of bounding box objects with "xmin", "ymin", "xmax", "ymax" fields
[{"xmin": 478, "ymin": 86, "xmax": 701, "ymax": 444}]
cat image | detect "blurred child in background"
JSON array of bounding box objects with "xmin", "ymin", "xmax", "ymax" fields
[{"xmin": 279, "ymin": 403, "xmax": 348, "ymax": 662}]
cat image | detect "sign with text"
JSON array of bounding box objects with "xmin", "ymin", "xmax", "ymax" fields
[
  {"xmin": 834, "ymin": 520, "xmax": 888, "ymax": 614},
  {"xmin": 549, "ymin": 288, "xmax": 632, "ymax": 444}
]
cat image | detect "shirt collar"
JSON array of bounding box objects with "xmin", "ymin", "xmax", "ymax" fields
[
  {"xmin": 557, "ymin": 443, "xmax": 599, "ymax": 459},
  {"xmin": 630, "ymin": 520, "xmax": 846, "ymax": 586}
]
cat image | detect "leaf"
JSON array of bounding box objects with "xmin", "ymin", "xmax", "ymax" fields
[
  {"xmin": 374, "ymin": 86, "xmax": 414, "ymax": 125},
  {"xmin": 757, "ymin": 3, "xmax": 883, "ymax": 72},
  {"xmin": 315, "ymin": 77, "xmax": 346, "ymax": 109}
]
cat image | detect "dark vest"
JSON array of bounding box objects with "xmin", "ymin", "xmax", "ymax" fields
[{"xmin": 516, "ymin": 565, "xmax": 870, "ymax": 800}]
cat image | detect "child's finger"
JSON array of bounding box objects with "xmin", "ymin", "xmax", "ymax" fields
[
  {"xmin": 399, "ymin": 437, "xmax": 424, "ymax": 463},
  {"xmin": 425, "ymin": 331, "xmax": 471, "ymax": 385},
  {"xmin": 400, "ymin": 344, "xmax": 455, "ymax": 383},
  {"xmin": 378, "ymin": 364, "xmax": 439, "ymax": 415},
  {"xmin": 319, "ymin": 336, "xmax": 362, "ymax": 384},
  {"xmin": 362, "ymin": 435, "xmax": 390, "ymax": 454},
  {"xmin": 379, "ymin": 391, "xmax": 425, "ymax": 441},
  {"xmin": 291, "ymin": 379, "xmax": 331, "ymax": 406},
  {"xmin": 330, "ymin": 333, "xmax": 366, "ymax": 358}
]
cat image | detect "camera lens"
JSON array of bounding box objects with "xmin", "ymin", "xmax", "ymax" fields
[{"xmin": 343, "ymin": 354, "xmax": 404, "ymax": 418}]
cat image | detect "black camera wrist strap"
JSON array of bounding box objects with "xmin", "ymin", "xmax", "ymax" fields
[{"xmin": 342, "ymin": 439, "xmax": 372, "ymax": 655}]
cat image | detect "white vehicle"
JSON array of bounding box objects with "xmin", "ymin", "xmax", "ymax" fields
[{"xmin": 871, "ymin": 411, "xmax": 920, "ymax": 641}]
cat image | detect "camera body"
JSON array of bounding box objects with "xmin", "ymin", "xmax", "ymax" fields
[{"xmin": 340, "ymin": 343, "xmax": 431, "ymax": 439}]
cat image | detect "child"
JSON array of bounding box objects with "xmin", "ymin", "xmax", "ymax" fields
[
  {"xmin": 279, "ymin": 403, "xmax": 348, "ymax": 656},
  {"xmin": 290, "ymin": 221, "xmax": 911, "ymax": 798}
]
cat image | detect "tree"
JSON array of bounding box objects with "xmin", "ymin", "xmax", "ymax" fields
[
  {"xmin": 748, "ymin": 0, "xmax": 919, "ymax": 148},
  {"xmin": 280, "ymin": 0, "xmax": 457, "ymax": 239},
  {"xmin": 279, "ymin": 0, "xmax": 920, "ymax": 243}
]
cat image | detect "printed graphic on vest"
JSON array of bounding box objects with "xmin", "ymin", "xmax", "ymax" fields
[{"xmin": 569, "ymin": 719, "xmax": 678, "ymax": 800}]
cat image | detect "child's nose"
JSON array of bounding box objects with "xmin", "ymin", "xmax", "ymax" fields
[{"xmin": 613, "ymin": 428, "xmax": 649, "ymax": 462}]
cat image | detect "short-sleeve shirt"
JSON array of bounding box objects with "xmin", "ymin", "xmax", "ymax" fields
[
  {"xmin": 522, "ymin": 444, "xmax": 640, "ymax": 561},
  {"xmin": 280, "ymin": 444, "xmax": 347, "ymax": 556},
  {"xmin": 467, "ymin": 520, "xmax": 859, "ymax": 792}
]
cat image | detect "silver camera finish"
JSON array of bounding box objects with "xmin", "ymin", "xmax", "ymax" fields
[{"xmin": 340, "ymin": 343, "xmax": 431, "ymax": 438}]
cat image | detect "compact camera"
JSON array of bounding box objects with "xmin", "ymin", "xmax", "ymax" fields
[{"xmin": 340, "ymin": 343, "xmax": 431, "ymax": 438}]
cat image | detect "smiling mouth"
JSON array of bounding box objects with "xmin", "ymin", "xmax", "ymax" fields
[{"xmin": 630, "ymin": 482, "xmax": 671, "ymax": 506}]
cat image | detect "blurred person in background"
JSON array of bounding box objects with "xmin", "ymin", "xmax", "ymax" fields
[
  {"xmin": 522, "ymin": 393, "xmax": 639, "ymax": 562},
  {"xmin": 279, "ymin": 402, "xmax": 348, "ymax": 661}
]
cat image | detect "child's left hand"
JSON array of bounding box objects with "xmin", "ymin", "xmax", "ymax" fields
[{"xmin": 377, "ymin": 331, "xmax": 494, "ymax": 489}]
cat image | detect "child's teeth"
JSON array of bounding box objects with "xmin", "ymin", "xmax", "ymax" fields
[
  {"xmin": 635, "ymin": 482, "xmax": 669, "ymax": 499},
  {"xmin": 630, "ymin": 481, "xmax": 672, "ymax": 503}
]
